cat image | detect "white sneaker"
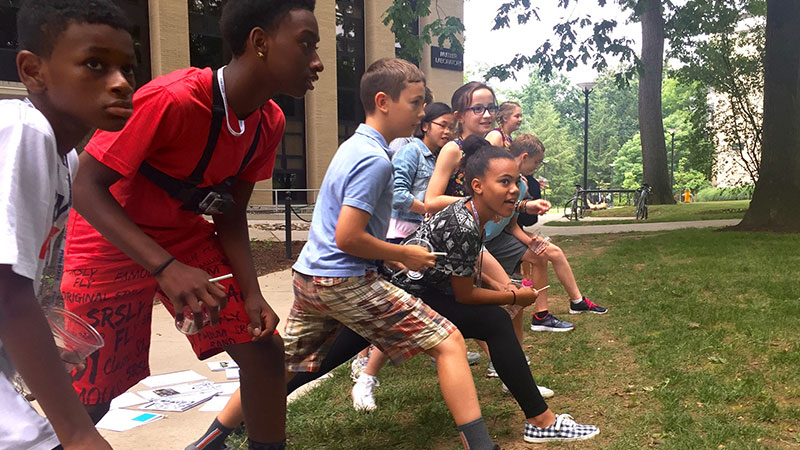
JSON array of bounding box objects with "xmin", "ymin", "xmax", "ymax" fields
[
  {"xmin": 537, "ymin": 385, "xmax": 555, "ymax": 399},
  {"xmin": 487, "ymin": 362, "xmax": 499, "ymax": 377},
  {"xmin": 501, "ymin": 383, "xmax": 555, "ymax": 399},
  {"xmin": 352, "ymin": 374, "xmax": 377, "ymax": 411}
]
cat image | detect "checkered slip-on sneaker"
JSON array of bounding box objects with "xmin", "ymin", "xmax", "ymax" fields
[{"xmin": 523, "ymin": 414, "xmax": 599, "ymax": 443}]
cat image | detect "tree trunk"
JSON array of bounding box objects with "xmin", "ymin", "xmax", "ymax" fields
[
  {"xmin": 637, "ymin": 0, "xmax": 674, "ymax": 204},
  {"xmin": 733, "ymin": 0, "xmax": 800, "ymax": 232}
]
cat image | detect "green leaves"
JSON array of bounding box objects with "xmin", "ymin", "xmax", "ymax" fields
[{"xmin": 383, "ymin": 0, "xmax": 465, "ymax": 63}]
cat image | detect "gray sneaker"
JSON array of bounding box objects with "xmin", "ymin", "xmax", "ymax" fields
[
  {"xmin": 487, "ymin": 362, "xmax": 499, "ymax": 377},
  {"xmin": 530, "ymin": 313, "xmax": 574, "ymax": 332},
  {"xmin": 467, "ymin": 351, "xmax": 481, "ymax": 366}
]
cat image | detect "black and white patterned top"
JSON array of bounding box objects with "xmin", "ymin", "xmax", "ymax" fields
[{"xmin": 391, "ymin": 197, "xmax": 482, "ymax": 295}]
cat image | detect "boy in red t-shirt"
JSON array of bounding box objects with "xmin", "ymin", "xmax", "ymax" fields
[{"xmin": 60, "ymin": 1, "xmax": 323, "ymax": 448}]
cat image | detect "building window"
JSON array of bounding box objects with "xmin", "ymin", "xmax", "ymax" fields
[
  {"xmin": 0, "ymin": 1, "xmax": 23, "ymax": 83},
  {"xmin": 1, "ymin": 0, "xmax": 151, "ymax": 86},
  {"xmin": 188, "ymin": 0, "xmax": 227, "ymax": 69},
  {"xmin": 336, "ymin": 0, "xmax": 365, "ymax": 143}
]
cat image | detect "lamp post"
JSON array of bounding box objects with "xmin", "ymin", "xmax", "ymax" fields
[
  {"xmin": 577, "ymin": 81, "xmax": 597, "ymax": 190},
  {"xmin": 667, "ymin": 128, "xmax": 677, "ymax": 193},
  {"xmin": 609, "ymin": 163, "xmax": 616, "ymax": 187}
]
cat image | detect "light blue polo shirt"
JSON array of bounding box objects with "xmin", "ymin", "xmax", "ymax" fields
[
  {"xmin": 484, "ymin": 177, "xmax": 528, "ymax": 241},
  {"xmin": 293, "ymin": 124, "xmax": 394, "ymax": 277}
]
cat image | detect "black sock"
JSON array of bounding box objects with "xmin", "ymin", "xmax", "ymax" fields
[
  {"xmin": 534, "ymin": 310, "xmax": 549, "ymax": 320},
  {"xmin": 188, "ymin": 418, "xmax": 234, "ymax": 450},
  {"xmin": 248, "ymin": 441, "xmax": 286, "ymax": 450},
  {"xmin": 456, "ymin": 417, "xmax": 494, "ymax": 450}
]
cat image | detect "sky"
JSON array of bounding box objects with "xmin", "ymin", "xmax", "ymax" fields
[{"xmin": 462, "ymin": 0, "xmax": 642, "ymax": 92}]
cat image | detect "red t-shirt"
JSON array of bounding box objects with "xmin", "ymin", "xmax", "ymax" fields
[{"xmin": 65, "ymin": 67, "xmax": 285, "ymax": 266}]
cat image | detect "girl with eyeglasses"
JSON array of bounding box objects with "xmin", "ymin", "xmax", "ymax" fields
[{"xmin": 424, "ymin": 82, "xmax": 499, "ymax": 214}]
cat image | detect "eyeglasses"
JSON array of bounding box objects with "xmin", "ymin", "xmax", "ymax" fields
[
  {"xmin": 532, "ymin": 158, "xmax": 545, "ymax": 167},
  {"xmin": 466, "ymin": 104, "xmax": 498, "ymax": 116},
  {"xmin": 430, "ymin": 121, "xmax": 457, "ymax": 133}
]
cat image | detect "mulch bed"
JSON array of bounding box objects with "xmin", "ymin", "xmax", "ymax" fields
[{"xmin": 251, "ymin": 240, "xmax": 306, "ymax": 276}]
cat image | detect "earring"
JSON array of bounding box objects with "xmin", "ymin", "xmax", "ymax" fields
[{"xmin": 257, "ymin": 51, "xmax": 265, "ymax": 58}]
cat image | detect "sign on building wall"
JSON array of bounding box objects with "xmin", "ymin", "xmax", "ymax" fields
[{"xmin": 431, "ymin": 46, "xmax": 463, "ymax": 71}]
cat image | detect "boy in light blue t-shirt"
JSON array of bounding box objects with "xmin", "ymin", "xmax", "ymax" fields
[{"xmin": 284, "ymin": 58, "xmax": 498, "ymax": 450}]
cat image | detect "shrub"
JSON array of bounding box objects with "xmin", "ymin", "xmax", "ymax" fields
[{"xmin": 694, "ymin": 185, "xmax": 755, "ymax": 202}]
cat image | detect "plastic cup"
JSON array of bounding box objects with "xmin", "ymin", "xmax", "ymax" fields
[
  {"xmin": 11, "ymin": 307, "xmax": 104, "ymax": 398},
  {"xmin": 403, "ymin": 237, "xmax": 432, "ymax": 280},
  {"xmin": 533, "ymin": 235, "xmax": 551, "ymax": 255},
  {"xmin": 44, "ymin": 306, "xmax": 105, "ymax": 371},
  {"xmin": 174, "ymin": 305, "xmax": 211, "ymax": 335}
]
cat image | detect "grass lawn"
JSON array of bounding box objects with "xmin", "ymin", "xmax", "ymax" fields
[
  {"xmin": 545, "ymin": 200, "xmax": 750, "ymax": 227},
  {"xmin": 230, "ymin": 228, "xmax": 800, "ymax": 449}
]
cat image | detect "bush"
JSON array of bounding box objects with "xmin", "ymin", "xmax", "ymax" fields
[{"xmin": 694, "ymin": 185, "xmax": 755, "ymax": 202}]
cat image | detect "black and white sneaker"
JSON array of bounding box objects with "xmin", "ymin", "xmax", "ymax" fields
[
  {"xmin": 569, "ymin": 297, "xmax": 608, "ymax": 314},
  {"xmin": 523, "ymin": 414, "xmax": 599, "ymax": 443},
  {"xmin": 530, "ymin": 313, "xmax": 574, "ymax": 332}
]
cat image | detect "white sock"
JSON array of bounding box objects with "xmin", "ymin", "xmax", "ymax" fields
[
  {"xmin": 357, "ymin": 373, "xmax": 376, "ymax": 384},
  {"xmin": 571, "ymin": 297, "xmax": 584, "ymax": 304}
]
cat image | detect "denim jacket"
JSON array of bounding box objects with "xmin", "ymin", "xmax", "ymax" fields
[{"xmin": 391, "ymin": 137, "xmax": 436, "ymax": 224}]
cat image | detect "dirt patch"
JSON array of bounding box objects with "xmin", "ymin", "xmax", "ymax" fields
[{"xmin": 251, "ymin": 240, "xmax": 306, "ymax": 276}]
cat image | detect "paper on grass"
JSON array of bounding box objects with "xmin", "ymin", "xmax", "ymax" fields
[
  {"xmin": 96, "ymin": 409, "xmax": 164, "ymax": 432},
  {"xmin": 199, "ymin": 395, "xmax": 231, "ymax": 412},
  {"xmin": 140, "ymin": 370, "xmax": 206, "ymax": 388},
  {"xmin": 109, "ymin": 392, "xmax": 146, "ymax": 409},
  {"xmin": 206, "ymin": 359, "xmax": 238, "ymax": 372}
]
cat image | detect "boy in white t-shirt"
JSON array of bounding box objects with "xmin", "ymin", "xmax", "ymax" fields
[{"xmin": 0, "ymin": 1, "xmax": 135, "ymax": 448}]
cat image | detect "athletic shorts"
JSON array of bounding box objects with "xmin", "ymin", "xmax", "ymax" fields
[
  {"xmin": 61, "ymin": 234, "xmax": 260, "ymax": 405},
  {"xmin": 485, "ymin": 231, "xmax": 529, "ymax": 275},
  {"xmin": 284, "ymin": 271, "xmax": 455, "ymax": 372}
]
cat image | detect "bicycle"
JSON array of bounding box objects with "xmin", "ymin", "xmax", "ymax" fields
[
  {"xmin": 563, "ymin": 184, "xmax": 589, "ymax": 221},
  {"xmin": 635, "ymin": 183, "xmax": 651, "ymax": 220}
]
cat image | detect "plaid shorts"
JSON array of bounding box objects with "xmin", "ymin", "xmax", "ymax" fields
[{"xmin": 284, "ymin": 271, "xmax": 455, "ymax": 372}]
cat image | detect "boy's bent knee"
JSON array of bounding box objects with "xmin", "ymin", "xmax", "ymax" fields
[
  {"xmin": 226, "ymin": 334, "xmax": 285, "ymax": 371},
  {"xmin": 85, "ymin": 402, "xmax": 110, "ymax": 424},
  {"xmin": 427, "ymin": 329, "xmax": 466, "ymax": 358}
]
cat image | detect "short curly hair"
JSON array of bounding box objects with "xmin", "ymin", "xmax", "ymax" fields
[
  {"xmin": 221, "ymin": 0, "xmax": 315, "ymax": 57},
  {"xmin": 17, "ymin": 0, "xmax": 132, "ymax": 58}
]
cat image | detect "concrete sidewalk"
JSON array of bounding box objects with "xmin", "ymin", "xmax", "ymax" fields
[
  {"xmin": 246, "ymin": 214, "xmax": 741, "ymax": 241},
  {"xmin": 97, "ymin": 269, "xmax": 303, "ymax": 450}
]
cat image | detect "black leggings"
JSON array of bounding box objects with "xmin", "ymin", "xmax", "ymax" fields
[{"xmin": 287, "ymin": 289, "xmax": 548, "ymax": 419}]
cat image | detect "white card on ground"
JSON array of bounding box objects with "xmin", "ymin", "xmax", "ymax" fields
[
  {"xmin": 206, "ymin": 360, "xmax": 238, "ymax": 372},
  {"xmin": 109, "ymin": 392, "xmax": 146, "ymax": 409},
  {"xmin": 138, "ymin": 381, "xmax": 218, "ymax": 400},
  {"xmin": 199, "ymin": 395, "xmax": 230, "ymax": 412},
  {"xmin": 96, "ymin": 409, "xmax": 164, "ymax": 432},
  {"xmin": 138, "ymin": 391, "xmax": 217, "ymax": 412},
  {"xmin": 214, "ymin": 381, "xmax": 239, "ymax": 396},
  {"xmin": 140, "ymin": 370, "xmax": 206, "ymax": 388},
  {"xmin": 225, "ymin": 368, "xmax": 239, "ymax": 380}
]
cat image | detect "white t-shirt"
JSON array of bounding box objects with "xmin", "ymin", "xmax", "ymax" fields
[{"xmin": 0, "ymin": 98, "xmax": 79, "ymax": 450}]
